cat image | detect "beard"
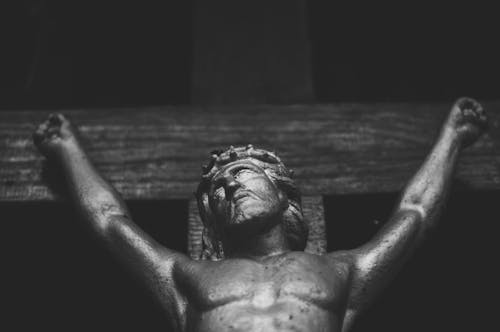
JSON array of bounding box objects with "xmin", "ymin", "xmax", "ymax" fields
[{"xmin": 226, "ymin": 194, "xmax": 286, "ymax": 235}]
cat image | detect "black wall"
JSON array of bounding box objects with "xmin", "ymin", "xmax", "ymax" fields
[{"xmin": 2, "ymin": 1, "xmax": 499, "ymax": 108}]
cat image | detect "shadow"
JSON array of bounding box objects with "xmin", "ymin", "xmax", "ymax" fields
[
  {"xmin": 306, "ymin": 2, "xmax": 500, "ymax": 102},
  {"xmin": 2, "ymin": 199, "xmax": 187, "ymax": 332},
  {"xmin": 2, "ymin": 1, "xmax": 194, "ymax": 110},
  {"xmin": 324, "ymin": 188, "xmax": 499, "ymax": 332}
]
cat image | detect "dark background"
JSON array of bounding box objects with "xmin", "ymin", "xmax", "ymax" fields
[
  {"xmin": 2, "ymin": 1, "xmax": 499, "ymax": 331},
  {"xmin": 2, "ymin": 1, "xmax": 499, "ymax": 108}
]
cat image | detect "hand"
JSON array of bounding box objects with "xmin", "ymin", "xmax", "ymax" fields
[
  {"xmin": 445, "ymin": 97, "xmax": 488, "ymax": 147},
  {"xmin": 33, "ymin": 113, "xmax": 78, "ymax": 158}
]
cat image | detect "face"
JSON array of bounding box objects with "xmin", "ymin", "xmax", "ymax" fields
[{"xmin": 208, "ymin": 159, "xmax": 288, "ymax": 231}]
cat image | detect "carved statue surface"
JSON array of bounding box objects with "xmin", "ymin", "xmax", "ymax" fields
[{"xmin": 33, "ymin": 98, "xmax": 487, "ymax": 332}]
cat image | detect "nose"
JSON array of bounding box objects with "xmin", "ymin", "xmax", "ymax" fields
[{"xmin": 222, "ymin": 174, "xmax": 240, "ymax": 200}]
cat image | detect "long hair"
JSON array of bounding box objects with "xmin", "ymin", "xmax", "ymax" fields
[{"xmin": 195, "ymin": 145, "xmax": 308, "ymax": 260}]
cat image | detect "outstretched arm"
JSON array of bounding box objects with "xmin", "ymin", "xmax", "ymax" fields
[
  {"xmin": 335, "ymin": 98, "xmax": 488, "ymax": 332},
  {"xmin": 33, "ymin": 114, "xmax": 188, "ymax": 328}
]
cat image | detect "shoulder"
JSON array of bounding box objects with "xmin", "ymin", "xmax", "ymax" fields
[{"xmin": 324, "ymin": 250, "xmax": 357, "ymax": 280}]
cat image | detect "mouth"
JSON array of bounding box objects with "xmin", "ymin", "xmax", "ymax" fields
[{"xmin": 232, "ymin": 190, "xmax": 253, "ymax": 202}]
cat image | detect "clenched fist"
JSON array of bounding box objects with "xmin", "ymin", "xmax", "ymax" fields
[
  {"xmin": 445, "ymin": 97, "xmax": 488, "ymax": 147},
  {"xmin": 33, "ymin": 113, "xmax": 78, "ymax": 158}
]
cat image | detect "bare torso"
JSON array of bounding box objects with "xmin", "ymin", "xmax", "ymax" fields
[{"xmin": 174, "ymin": 252, "xmax": 350, "ymax": 332}]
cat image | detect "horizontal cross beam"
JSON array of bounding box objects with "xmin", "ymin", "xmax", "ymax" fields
[{"xmin": 1, "ymin": 101, "xmax": 499, "ymax": 201}]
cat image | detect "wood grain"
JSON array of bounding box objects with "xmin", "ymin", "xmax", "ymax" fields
[{"xmin": 1, "ymin": 101, "xmax": 499, "ymax": 201}]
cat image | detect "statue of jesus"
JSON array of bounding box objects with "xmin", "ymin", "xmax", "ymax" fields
[{"xmin": 33, "ymin": 97, "xmax": 487, "ymax": 332}]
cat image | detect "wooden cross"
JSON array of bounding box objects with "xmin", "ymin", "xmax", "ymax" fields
[{"xmin": 1, "ymin": 0, "xmax": 499, "ymax": 259}]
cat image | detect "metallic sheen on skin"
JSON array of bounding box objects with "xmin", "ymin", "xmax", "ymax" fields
[{"xmin": 33, "ymin": 97, "xmax": 487, "ymax": 332}]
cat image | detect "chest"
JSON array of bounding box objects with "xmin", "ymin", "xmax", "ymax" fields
[{"xmin": 181, "ymin": 256, "xmax": 348, "ymax": 311}]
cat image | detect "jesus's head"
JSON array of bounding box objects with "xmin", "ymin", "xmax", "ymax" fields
[{"xmin": 196, "ymin": 145, "xmax": 308, "ymax": 259}]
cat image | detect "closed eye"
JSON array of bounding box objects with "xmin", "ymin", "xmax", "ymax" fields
[{"xmin": 234, "ymin": 169, "xmax": 255, "ymax": 180}]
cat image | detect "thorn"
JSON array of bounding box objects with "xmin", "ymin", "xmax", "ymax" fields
[
  {"xmin": 246, "ymin": 144, "xmax": 253, "ymax": 150},
  {"xmin": 228, "ymin": 145, "xmax": 237, "ymax": 160},
  {"xmin": 202, "ymin": 164, "xmax": 209, "ymax": 173},
  {"xmin": 289, "ymin": 169, "xmax": 294, "ymax": 177}
]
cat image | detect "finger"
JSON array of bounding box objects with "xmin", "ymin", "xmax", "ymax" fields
[
  {"xmin": 34, "ymin": 127, "xmax": 44, "ymax": 138},
  {"xmin": 456, "ymin": 96, "xmax": 481, "ymax": 112},
  {"xmin": 462, "ymin": 108, "xmax": 475, "ymax": 117},
  {"xmin": 38, "ymin": 121, "xmax": 48, "ymax": 131},
  {"xmin": 476, "ymin": 104, "xmax": 485, "ymax": 117},
  {"xmin": 48, "ymin": 113, "xmax": 63, "ymax": 126},
  {"xmin": 57, "ymin": 113, "xmax": 66, "ymax": 122},
  {"xmin": 47, "ymin": 126, "xmax": 60, "ymax": 138}
]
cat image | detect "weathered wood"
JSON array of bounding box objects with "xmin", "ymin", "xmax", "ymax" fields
[
  {"xmin": 1, "ymin": 101, "xmax": 499, "ymax": 201},
  {"xmin": 188, "ymin": 199, "xmax": 204, "ymax": 259},
  {"xmin": 188, "ymin": 196, "xmax": 326, "ymax": 260},
  {"xmin": 191, "ymin": 0, "xmax": 314, "ymax": 104},
  {"xmin": 302, "ymin": 196, "xmax": 327, "ymax": 255}
]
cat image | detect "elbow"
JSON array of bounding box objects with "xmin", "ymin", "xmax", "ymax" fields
[
  {"xmin": 102, "ymin": 211, "xmax": 130, "ymax": 229},
  {"xmin": 396, "ymin": 203, "xmax": 440, "ymax": 236},
  {"xmin": 398, "ymin": 201, "xmax": 426, "ymax": 220},
  {"xmin": 88, "ymin": 213, "xmax": 130, "ymax": 241},
  {"xmin": 85, "ymin": 202, "xmax": 129, "ymax": 235}
]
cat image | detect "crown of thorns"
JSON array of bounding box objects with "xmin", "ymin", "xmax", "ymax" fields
[
  {"xmin": 195, "ymin": 145, "xmax": 306, "ymax": 258},
  {"xmin": 195, "ymin": 144, "xmax": 297, "ymax": 200}
]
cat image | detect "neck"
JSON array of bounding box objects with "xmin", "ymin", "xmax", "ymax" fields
[{"xmin": 223, "ymin": 222, "xmax": 290, "ymax": 259}]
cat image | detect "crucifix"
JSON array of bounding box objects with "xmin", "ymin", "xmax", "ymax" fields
[{"xmin": 33, "ymin": 97, "xmax": 487, "ymax": 332}]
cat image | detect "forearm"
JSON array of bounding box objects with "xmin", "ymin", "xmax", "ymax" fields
[
  {"xmin": 398, "ymin": 125, "xmax": 462, "ymax": 228},
  {"xmin": 343, "ymin": 127, "xmax": 463, "ymax": 326},
  {"xmin": 343, "ymin": 98, "xmax": 487, "ymax": 328},
  {"xmin": 56, "ymin": 139, "xmax": 130, "ymax": 232}
]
